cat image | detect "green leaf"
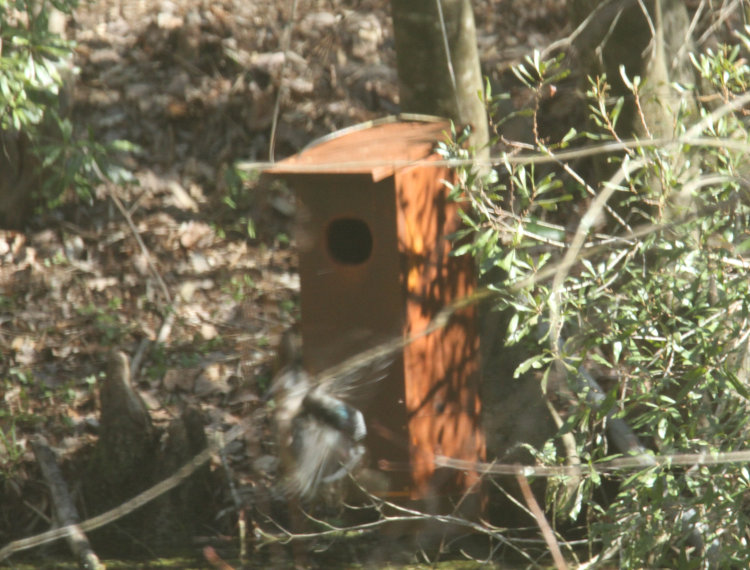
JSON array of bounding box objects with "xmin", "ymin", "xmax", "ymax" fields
[{"xmin": 514, "ymin": 353, "xmax": 547, "ymax": 378}]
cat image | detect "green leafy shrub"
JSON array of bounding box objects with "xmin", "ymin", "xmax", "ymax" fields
[
  {"xmin": 0, "ymin": 0, "xmax": 133, "ymax": 226},
  {"xmin": 447, "ymin": 28, "xmax": 750, "ymax": 568}
]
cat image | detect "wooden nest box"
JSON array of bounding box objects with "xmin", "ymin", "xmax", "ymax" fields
[{"xmin": 266, "ymin": 116, "xmax": 484, "ymax": 501}]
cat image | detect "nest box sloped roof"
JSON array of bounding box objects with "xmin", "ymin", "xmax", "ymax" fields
[{"xmin": 266, "ymin": 115, "xmax": 451, "ymax": 182}]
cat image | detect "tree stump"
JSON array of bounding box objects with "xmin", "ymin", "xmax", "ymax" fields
[{"xmin": 83, "ymin": 351, "xmax": 212, "ymax": 555}]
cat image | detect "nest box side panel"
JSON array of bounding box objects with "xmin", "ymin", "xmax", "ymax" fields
[{"xmin": 395, "ymin": 163, "xmax": 484, "ymax": 498}]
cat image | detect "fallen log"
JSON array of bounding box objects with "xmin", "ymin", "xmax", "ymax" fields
[{"xmin": 31, "ymin": 435, "xmax": 104, "ymax": 570}]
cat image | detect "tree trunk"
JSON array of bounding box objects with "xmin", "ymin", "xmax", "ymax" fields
[
  {"xmin": 569, "ymin": 0, "xmax": 694, "ymax": 138},
  {"xmin": 391, "ymin": 0, "xmax": 489, "ymax": 155}
]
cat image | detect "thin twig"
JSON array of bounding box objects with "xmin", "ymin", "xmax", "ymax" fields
[
  {"xmin": 515, "ymin": 469, "xmax": 568, "ymax": 570},
  {"xmin": 437, "ymin": 447, "xmax": 750, "ymax": 477},
  {"xmin": 106, "ymin": 188, "xmax": 171, "ymax": 304},
  {"xmin": 435, "ymin": 0, "xmax": 460, "ymax": 114},
  {"xmin": 268, "ymin": 0, "xmax": 299, "ymax": 162},
  {"xmin": 241, "ymin": 134, "xmax": 750, "ymax": 173}
]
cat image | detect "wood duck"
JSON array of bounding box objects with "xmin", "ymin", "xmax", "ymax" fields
[{"xmin": 270, "ymin": 362, "xmax": 367, "ymax": 498}]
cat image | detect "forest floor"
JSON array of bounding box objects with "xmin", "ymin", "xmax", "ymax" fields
[{"xmin": 0, "ymin": 0, "xmax": 572, "ymax": 566}]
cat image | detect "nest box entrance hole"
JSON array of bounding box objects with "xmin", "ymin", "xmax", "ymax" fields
[{"xmin": 326, "ymin": 217, "xmax": 373, "ymax": 265}]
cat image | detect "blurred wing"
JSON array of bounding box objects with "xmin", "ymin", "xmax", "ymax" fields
[
  {"xmin": 316, "ymin": 337, "xmax": 398, "ymax": 399},
  {"xmin": 285, "ymin": 411, "xmax": 365, "ymax": 498}
]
